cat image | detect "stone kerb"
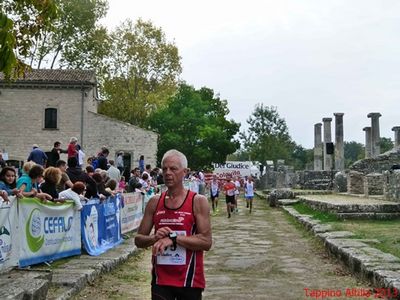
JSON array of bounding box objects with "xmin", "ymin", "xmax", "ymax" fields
[
  {"xmin": 347, "ymin": 171, "xmax": 365, "ymax": 194},
  {"xmin": 282, "ymin": 206, "xmax": 400, "ymax": 296},
  {"xmin": 364, "ymin": 173, "xmax": 384, "ymax": 197}
]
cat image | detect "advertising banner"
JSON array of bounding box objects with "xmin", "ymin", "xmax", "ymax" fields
[
  {"xmin": 0, "ymin": 197, "xmax": 19, "ymax": 272},
  {"xmin": 81, "ymin": 196, "xmax": 122, "ymax": 256},
  {"xmin": 19, "ymin": 198, "xmax": 81, "ymax": 267},
  {"xmin": 212, "ymin": 161, "xmax": 253, "ymax": 179},
  {"xmin": 121, "ymin": 193, "xmax": 143, "ymax": 234}
]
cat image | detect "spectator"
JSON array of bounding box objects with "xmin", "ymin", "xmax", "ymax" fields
[
  {"xmin": 55, "ymin": 160, "xmax": 73, "ymax": 193},
  {"xmin": 143, "ymin": 164, "xmax": 151, "ymax": 178},
  {"xmin": 107, "ymin": 159, "xmax": 121, "ymax": 182},
  {"xmin": 66, "ymin": 157, "xmax": 98, "ymax": 199},
  {"xmin": 67, "ymin": 137, "xmax": 78, "ymax": 159},
  {"xmin": 92, "ymin": 172, "xmax": 111, "ymax": 198},
  {"xmin": 17, "ymin": 164, "xmax": 52, "ymax": 201},
  {"xmin": 0, "ymin": 152, "xmax": 6, "ymax": 169},
  {"xmin": 48, "ymin": 141, "xmax": 66, "ymax": 167},
  {"xmin": 116, "ymin": 152, "xmax": 124, "ymax": 174},
  {"xmin": 27, "ymin": 144, "xmax": 48, "ymax": 167},
  {"xmin": 105, "ymin": 179, "xmax": 118, "ymax": 196},
  {"xmin": 138, "ymin": 155, "xmax": 145, "ymax": 173},
  {"xmin": 127, "ymin": 167, "xmax": 142, "ymax": 192},
  {"xmin": 58, "ymin": 181, "xmax": 85, "ymax": 210},
  {"xmin": 40, "ymin": 167, "xmax": 62, "ymax": 200},
  {"xmin": 85, "ymin": 165, "xmax": 95, "ymax": 176},
  {"xmin": 0, "ymin": 166, "xmax": 22, "ymax": 201},
  {"xmin": 118, "ymin": 176, "xmax": 126, "ymax": 193},
  {"xmin": 97, "ymin": 148, "xmax": 109, "ymax": 170},
  {"xmin": 77, "ymin": 144, "xmax": 85, "ymax": 167}
]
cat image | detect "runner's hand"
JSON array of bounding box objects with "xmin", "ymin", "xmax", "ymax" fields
[
  {"xmin": 152, "ymin": 237, "xmax": 173, "ymax": 255},
  {"xmin": 155, "ymin": 226, "xmax": 172, "ymax": 241}
]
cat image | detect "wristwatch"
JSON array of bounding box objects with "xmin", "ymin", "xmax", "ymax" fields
[{"xmin": 168, "ymin": 231, "xmax": 177, "ymax": 251}]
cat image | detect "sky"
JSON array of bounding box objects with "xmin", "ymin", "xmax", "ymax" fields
[{"xmin": 102, "ymin": 0, "xmax": 400, "ymax": 149}]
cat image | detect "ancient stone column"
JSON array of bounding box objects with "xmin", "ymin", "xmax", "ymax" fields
[
  {"xmin": 363, "ymin": 127, "xmax": 372, "ymax": 158},
  {"xmin": 314, "ymin": 123, "xmax": 323, "ymax": 171},
  {"xmin": 334, "ymin": 113, "xmax": 344, "ymax": 171},
  {"xmin": 392, "ymin": 126, "xmax": 400, "ymax": 150},
  {"xmin": 367, "ymin": 112, "xmax": 381, "ymax": 158},
  {"xmin": 322, "ymin": 117, "xmax": 333, "ymax": 171}
]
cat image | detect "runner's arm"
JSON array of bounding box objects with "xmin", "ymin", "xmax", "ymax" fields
[{"xmin": 135, "ymin": 195, "xmax": 171, "ymax": 248}]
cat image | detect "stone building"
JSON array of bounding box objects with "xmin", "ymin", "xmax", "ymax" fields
[{"xmin": 0, "ymin": 69, "xmax": 158, "ymax": 171}]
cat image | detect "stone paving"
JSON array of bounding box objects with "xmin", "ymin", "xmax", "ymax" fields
[{"xmin": 203, "ymin": 196, "xmax": 367, "ymax": 300}]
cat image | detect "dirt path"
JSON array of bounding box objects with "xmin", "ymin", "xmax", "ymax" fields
[{"xmin": 75, "ymin": 196, "xmax": 368, "ymax": 300}]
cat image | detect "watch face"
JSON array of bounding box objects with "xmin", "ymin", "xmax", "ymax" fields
[{"xmin": 169, "ymin": 232, "xmax": 177, "ymax": 238}]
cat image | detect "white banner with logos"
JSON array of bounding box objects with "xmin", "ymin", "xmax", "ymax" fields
[
  {"xmin": 0, "ymin": 196, "xmax": 19, "ymax": 272},
  {"xmin": 212, "ymin": 161, "xmax": 253, "ymax": 179},
  {"xmin": 120, "ymin": 193, "xmax": 143, "ymax": 234},
  {"xmin": 18, "ymin": 198, "xmax": 81, "ymax": 267}
]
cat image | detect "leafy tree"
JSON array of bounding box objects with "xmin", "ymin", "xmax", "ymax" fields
[
  {"xmin": 98, "ymin": 19, "xmax": 182, "ymax": 127},
  {"xmin": 241, "ymin": 104, "xmax": 294, "ymax": 166},
  {"xmin": 147, "ymin": 84, "xmax": 240, "ymax": 169},
  {"xmin": 0, "ymin": 0, "xmax": 57, "ymax": 78},
  {"xmin": 27, "ymin": 0, "xmax": 108, "ymax": 69},
  {"xmin": 344, "ymin": 141, "xmax": 364, "ymax": 167},
  {"xmin": 291, "ymin": 144, "xmax": 313, "ymax": 170},
  {"xmin": 380, "ymin": 137, "xmax": 394, "ymax": 153}
]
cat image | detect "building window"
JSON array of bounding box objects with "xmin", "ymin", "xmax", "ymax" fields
[{"xmin": 44, "ymin": 108, "xmax": 57, "ymax": 129}]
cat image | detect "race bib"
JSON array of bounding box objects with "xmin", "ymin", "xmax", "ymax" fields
[{"xmin": 157, "ymin": 231, "xmax": 186, "ymax": 265}]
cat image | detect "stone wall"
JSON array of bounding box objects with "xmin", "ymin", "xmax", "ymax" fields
[
  {"xmin": 258, "ymin": 170, "xmax": 298, "ymax": 189},
  {"xmin": 350, "ymin": 149, "xmax": 400, "ymax": 174},
  {"xmin": 297, "ymin": 170, "xmax": 335, "ymax": 190},
  {"xmin": 384, "ymin": 171, "xmax": 400, "ymax": 202},
  {"xmin": 0, "ymin": 85, "xmax": 158, "ymax": 169},
  {"xmin": 364, "ymin": 173, "xmax": 384, "ymax": 196},
  {"xmin": 347, "ymin": 171, "xmax": 364, "ymax": 194},
  {"xmin": 0, "ymin": 87, "xmax": 86, "ymax": 161},
  {"xmin": 86, "ymin": 112, "xmax": 158, "ymax": 170}
]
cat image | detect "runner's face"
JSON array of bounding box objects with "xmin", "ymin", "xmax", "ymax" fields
[{"xmin": 162, "ymin": 156, "xmax": 186, "ymax": 187}]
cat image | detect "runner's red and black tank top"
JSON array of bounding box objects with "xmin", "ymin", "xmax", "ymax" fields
[{"xmin": 152, "ymin": 190, "xmax": 205, "ymax": 288}]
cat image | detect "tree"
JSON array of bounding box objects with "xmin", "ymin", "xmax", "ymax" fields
[
  {"xmin": 98, "ymin": 19, "xmax": 182, "ymax": 127},
  {"xmin": 0, "ymin": 0, "xmax": 57, "ymax": 78},
  {"xmin": 241, "ymin": 104, "xmax": 294, "ymax": 166},
  {"xmin": 344, "ymin": 141, "xmax": 364, "ymax": 167},
  {"xmin": 27, "ymin": 0, "xmax": 109, "ymax": 69},
  {"xmin": 380, "ymin": 137, "xmax": 394, "ymax": 153},
  {"xmin": 291, "ymin": 144, "xmax": 313, "ymax": 170},
  {"xmin": 147, "ymin": 84, "xmax": 240, "ymax": 169}
]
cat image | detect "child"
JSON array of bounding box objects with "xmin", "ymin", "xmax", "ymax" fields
[
  {"xmin": 58, "ymin": 181, "xmax": 85, "ymax": 210},
  {"xmin": 0, "ymin": 167, "xmax": 22, "ymax": 202},
  {"xmin": 118, "ymin": 176, "xmax": 126, "ymax": 193}
]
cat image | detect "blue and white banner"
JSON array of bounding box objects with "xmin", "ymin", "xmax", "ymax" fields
[
  {"xmin": 0, "ymin": 196, "xmax": 19, "ymax": 272},
  {"xmin": 19, "ymin": 198, "xmax": 81, "ymax": 267},
  {"xmin": 121, "ymin": 193, "xmax": 143, "ymax": 234},
  {"xmin": 81, "ymin": 196, "xmax": 122, "ymax": 256}
]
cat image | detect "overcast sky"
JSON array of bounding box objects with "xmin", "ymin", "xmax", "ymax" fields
[{"xmin": 102, "ymin": 0, "xmax": 400, "ymax": 149}]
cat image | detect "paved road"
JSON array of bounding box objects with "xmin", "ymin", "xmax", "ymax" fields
[
  {"xmin": 203, "ymin": 196, "xmax": 367, "ymax": 300},
  {"xmin": 76, "ymin": 195, "xmax": 367, "ymax": 300}
]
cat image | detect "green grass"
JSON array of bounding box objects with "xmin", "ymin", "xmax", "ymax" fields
[{"xmin": 292, "ymin": 202, "xmax": 340, "ymax": 222}]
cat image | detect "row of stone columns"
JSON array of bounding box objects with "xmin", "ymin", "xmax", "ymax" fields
[
  {"xmin": 314, "ymin": 112, "xmax": 400, "ymax": 171},
  {"xmin": 314, "ymin": 113, "xmax": 345, "ymax": 171}
]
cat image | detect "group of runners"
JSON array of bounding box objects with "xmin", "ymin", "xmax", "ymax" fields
[{"xmin": 207, "ymin": 174, "xmax": 255, "ymax": 218}]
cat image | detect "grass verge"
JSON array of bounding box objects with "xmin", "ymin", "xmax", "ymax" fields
[{"xmin": 290, "ymin": 202, "xmax": 400, "ymax": 259}]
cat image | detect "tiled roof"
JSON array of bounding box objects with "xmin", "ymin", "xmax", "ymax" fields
[{"xmin": 0, "ymin": 69, "xmax": 96, "ymax": 85}]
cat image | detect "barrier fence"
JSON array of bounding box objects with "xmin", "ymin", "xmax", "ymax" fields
[{"xmin": 0, "ymin": 192, "xmax": 145, "ymax": 273}]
